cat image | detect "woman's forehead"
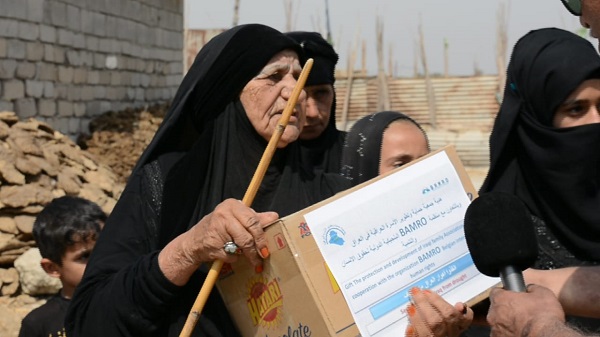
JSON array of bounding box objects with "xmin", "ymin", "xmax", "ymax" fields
[{"xmin": 263, "ymin": 50, "xmax": 301, "ymax": 68}]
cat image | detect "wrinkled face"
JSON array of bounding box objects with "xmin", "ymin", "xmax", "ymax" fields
[
  {"xmin": 57, "ymin": 238, "xmax": 96, "ymax": 298},
  {"xmin": 300, "ymin": 84, "xmax": 334, "ymax": 140},
  {"xmin": 581, "ymin": 0, "xmax": 600, "ymax": 51},
  {"xmin": 378, "ymin": 121, "xmax": 429, "ymax": 175},
  {"xmin": 554, "ymin": 78, "xmax": 600, "ymax": 128},
  {"xmin": 240, "ymin": 50, "xmax": 307, "ymax": 148}
]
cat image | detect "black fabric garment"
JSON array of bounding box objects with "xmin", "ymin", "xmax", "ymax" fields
[
  {"xmin": 285, "ymin": 32, "xmax": 337, "ymax": 87},
  {"xmin": 19, "ymin": 292, "xmax": 69, "ymax": 337},
  {"xmin": 66, "ymin": 24, "xmax": 348, "ymax": 337},
  {"xmin": 287, "ymin": 31, "xmax": 347, "ymax": 173},
  {"xmin": 298, "ymin": 124, "xmax": 346, "ymax": 174},
  {"xmin": 340, "ymin": 111, "xmax": 427, "ymax": 185},
  {"xmin": 530, "ymin": 213, "xmax": 600, "ymax": 335},
  {"xmin": 480, "ymin": 28, "xmax": 600, "ymax": 261},
  {"xmin": 463, "ymin": 214, "xmax": 600, "ymax": 336},
  {"xmin": 531, "ymin": 215, "xmax": 599, "ymax": 270},
  {"xmin": 158, "ymin": 100, "xmax": 347, "ymax": 246}
]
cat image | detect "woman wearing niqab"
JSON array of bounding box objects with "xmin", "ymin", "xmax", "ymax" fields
[
  {"xmin": 480, "ymin": 28, "xmax": 600, "ymax": 267},
  {"xmin": 388, "ymin": 28, "xmax": 600, "ymax": 337},
  {"xmin": 479, "ymin": 27, "xmax": 600, "ymax": 334},
  {"xmin": 65, "ymin": 24, "xmax": 348, "ymax": 337}
]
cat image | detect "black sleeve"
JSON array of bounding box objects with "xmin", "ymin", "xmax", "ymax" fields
[{"xmin": 64, "ymin": 171, "xmax": 183, "ymax": 337}]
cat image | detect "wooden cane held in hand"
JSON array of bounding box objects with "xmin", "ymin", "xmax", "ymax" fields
[{"xmin": 179, "ymin": 58, "xmax": 314, "ymax": 337}]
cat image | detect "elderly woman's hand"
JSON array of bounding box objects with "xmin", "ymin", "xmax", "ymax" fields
[
  {"xmin": 159, "ymin": 198, "xmax": 279, "ymax": 286},
  {"xmin": 406, "ymin": 287, "xmax": 473, "ymax": 337}
]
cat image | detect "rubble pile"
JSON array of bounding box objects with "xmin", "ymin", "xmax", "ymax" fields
[{"xmin": 78, "ymin": 103, "xmax": 169, "ymax": 183}]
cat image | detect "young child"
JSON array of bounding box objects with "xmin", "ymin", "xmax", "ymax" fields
[{"xmin": 18, "ymin": 196, "xmax": 106, "ymax": 337}]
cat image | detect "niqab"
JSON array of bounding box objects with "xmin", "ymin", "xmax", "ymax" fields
[{"xmin": 480, "ymin": 28, "xmax": 600, "ymax": 260}]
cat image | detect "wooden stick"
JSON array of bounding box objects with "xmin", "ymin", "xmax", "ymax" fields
[{"xmin": 179, "ymin": 58, "xmax": 314, "ymax": 337}]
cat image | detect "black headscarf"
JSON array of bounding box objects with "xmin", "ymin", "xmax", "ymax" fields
[
  {"xmin": 286, "ymin": 32, "xmax": 337, "ymax": 87},
  {"xmin": 136, "ymin": 24, "xmax": 302, "ymax": 168},
  {"xmin": 286, "ymin": 31, "xmax": 346, "ymax": 173},
  {"xmin": 340, "ymin": 111, "xmax": 428, "ymax": 185},
  {"xmin": 480, "ymin": 28, "xmax": 600, "ymax": 260}
]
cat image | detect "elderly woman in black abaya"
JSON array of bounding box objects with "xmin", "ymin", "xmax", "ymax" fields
[{"xmin": 65, "ymin": 24, "xmax": 347, "ymax": 337}]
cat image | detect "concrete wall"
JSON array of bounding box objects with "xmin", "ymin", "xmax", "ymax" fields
[{"xmin": 0, "ymin": 0, "xmax": 183, "ymax": 138}]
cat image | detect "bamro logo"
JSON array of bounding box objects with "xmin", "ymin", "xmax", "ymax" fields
[
  {"xmin": 422, "ymin": 177, "xmax": 450, "ymax": 194},
  {"xmin": 246, "ymin": 276, "xmax": 283, "ymax": 328}
]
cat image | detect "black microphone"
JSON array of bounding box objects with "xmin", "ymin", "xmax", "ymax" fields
[{"xmin": 464, "ymin": 192, "xmax": 538, "ymax": 292}]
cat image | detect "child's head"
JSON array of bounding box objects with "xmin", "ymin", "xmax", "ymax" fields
[{"xmin": 33, "ymin": 196, "xmax": 106, "ymax": 297}]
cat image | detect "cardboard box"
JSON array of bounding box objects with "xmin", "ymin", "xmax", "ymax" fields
[{"xmin": 216, "ymin": 145, "xmax": 479, "ymax": 337}]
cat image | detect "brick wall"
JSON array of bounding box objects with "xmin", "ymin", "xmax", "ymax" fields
[{"xmin": 0, "ymin": 0, "xmax": 183, "ymax": 138}]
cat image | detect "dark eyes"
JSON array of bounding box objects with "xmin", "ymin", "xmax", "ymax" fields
[
  {"xmin": 313, "ymin": 89, "xmax": 330, "ymax": 98},
  {"xmin": 307, "ymin": 87, "xmax": 332, "ymax": 99},
  {"xmin": 76, "ymin": 251, "xmax": 92, "ymax": 263},
  {"xmin": 566, "ymin": 104, "xmax": 585, "ymax": 114},
  {"xmin": 557, "ymin": 103, "xmax": 592, "ymax": 119},
  {"xmin": 263, "ymin": 71, "xmax": 299, "ymax": 83},
  {"xmin": 267, "ymin": 72, "xmax": 284, "ymax": 81}
]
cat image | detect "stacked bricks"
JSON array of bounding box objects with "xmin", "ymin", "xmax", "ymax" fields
[{"xmin": 0, "ymin": 0, "xmax": 183, "ymax": 139}]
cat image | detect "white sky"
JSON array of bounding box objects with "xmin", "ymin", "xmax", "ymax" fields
[{"xmin": 185, "ymin": 0, "xmax": 589, "ymax": 77}]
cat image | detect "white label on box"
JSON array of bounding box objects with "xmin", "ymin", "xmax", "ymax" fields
[{"xmin": 304, "ymin": 151, "xmax": 499, "ymax": 337}]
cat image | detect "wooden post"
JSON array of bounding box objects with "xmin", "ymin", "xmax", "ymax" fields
[
  {"xmin": 413, "ymin": 41, "xmax": 419, "ymax": 77},
  {"xmin": 361, "ymin": 39, "xmax": 367, "ymax": 76},
  {"xmin": 496, "ymin": 1, "xmax": 509, "ymax": 103},
  {"xmin": 418, "ymin": 17, "xmax": 437, "ymax": 129},
  {"xmin": 444, "ymin": 38, "xmax": 449, "ymax": 78},
  {"xmin": 325, "ymin": 0, "xmax": 333, "ymax": 43},
  {"xmin": 388, "ymin": 45, "xmax": 394, "ymax": 78},
  {"xmin": 340, "ymin": 41, "xmax": 357, "ymax": 131},
  {"xmin": 283, "ymin": 0, "xmax": 298, "ymax": 32},
  {"xmin": 376, "ymin": 17, "xmax": 390, "ymax": 111},
  {"xmin": 232, "ymin": 0, "xmax": 240, "ymax": 27}
]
